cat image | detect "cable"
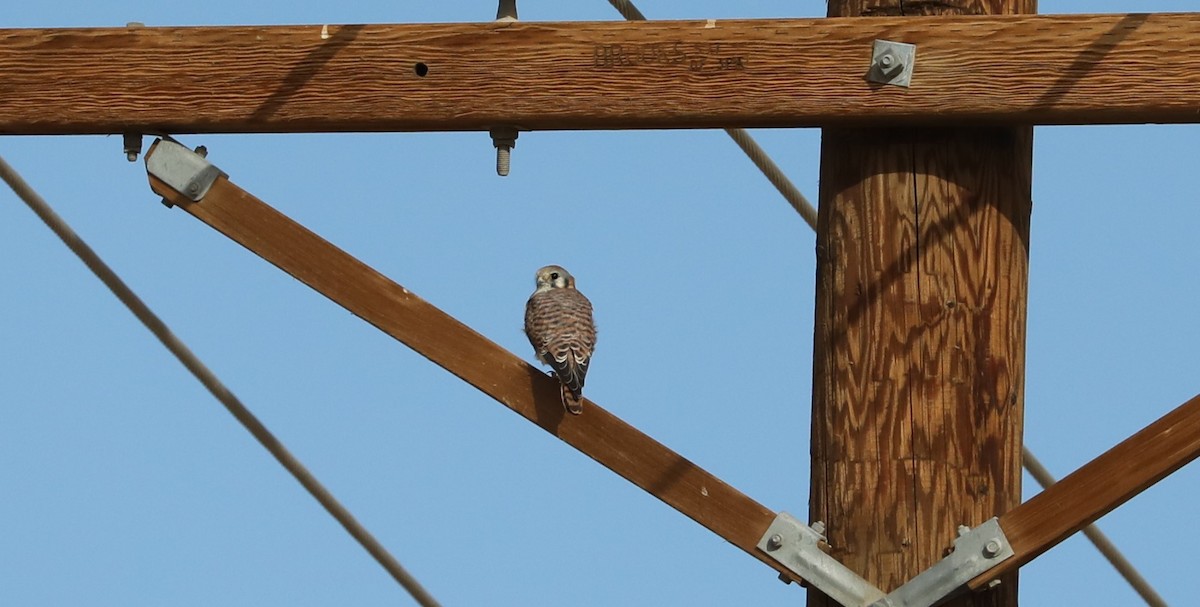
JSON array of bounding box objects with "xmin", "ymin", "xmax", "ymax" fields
[
  {"xmin": 722, "ymin": 127, "xmax": 818, "ymax": 229},
  {"xmin": 606, "ymin": 0, "xmax": 646, "ymax": 20},
  {"xmin": 1022, "ymin": 446, "xmax": 1167, "ymax": 607},
  {"xmin": 0, "ymin": 155, "xmax": 441, "ymax": 607},
  {"xmin": 605, "ymin": 0, "xmax": 818, "ymax": 229},
  {"xmin": 604, "ymin": 3, "xmax": 1168, "ymax": 604}
]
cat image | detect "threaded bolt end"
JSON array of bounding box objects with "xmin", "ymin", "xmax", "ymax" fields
[
  {"xmin": 489, "ymin": 128, "xmax": 518, "ymax": 177},
  {"xmin": 496, "ymin": 146, "xmax": 512, "ymax": 176}
]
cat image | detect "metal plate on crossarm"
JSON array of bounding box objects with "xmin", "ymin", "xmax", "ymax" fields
[{"xmin": 868, "ymin": 39, "xmax": 916, "ymax": 87}]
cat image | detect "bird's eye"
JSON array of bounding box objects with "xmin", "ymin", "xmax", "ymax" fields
[{"xmin": 550, "ymin": 272, "xmax": 560, "ymax": 280}]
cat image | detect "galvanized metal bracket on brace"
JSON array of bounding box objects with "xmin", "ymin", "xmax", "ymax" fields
[
  {"xmin": 758, "ymin": 512, "xmax": 886, "ymax": 607},
  {"xmin": 759, "ymin": 513, "xmax": 1013, "ymax": 607},
  {"xmin": 871, "ymin": 518, "xmax": 1013, "ymax": 607},
  {"xmin": 144, "ymin": 138, "xmax": 226, "ymax": 203}
]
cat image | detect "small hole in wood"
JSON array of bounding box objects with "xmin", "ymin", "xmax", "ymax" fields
[{"xmin": 414, "ymin": 62, "xmax": 429, "ymax": 77}]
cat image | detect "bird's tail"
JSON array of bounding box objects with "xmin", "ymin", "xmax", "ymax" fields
[{"xmin": 560, "ymin": 384, "xmax": 584, "ymax": 415}]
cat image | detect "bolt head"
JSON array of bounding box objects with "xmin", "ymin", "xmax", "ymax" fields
[
  {"xmin": 766, "ymin": 534, "xmax": 783, "ymax": 551},
  {"xmin": 877, "ymin": 52, "xmax": 904, "ymax": 75},
  {"xmin": 983, "ymin": 539, "xmax": 1002, "ymax": 558}
]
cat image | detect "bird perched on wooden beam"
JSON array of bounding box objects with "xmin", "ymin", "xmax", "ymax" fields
[{"xmin": 524, "ymin": 265, "xmax": 596, "ymax": 415}]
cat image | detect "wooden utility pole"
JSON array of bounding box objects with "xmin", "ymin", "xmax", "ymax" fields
[{"xmin": 810, "ymin": 1, "xmax": 1034, "ymax": 606}]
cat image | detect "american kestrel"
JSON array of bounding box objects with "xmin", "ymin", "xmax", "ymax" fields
[{"xmin": 524, "ymin": 265, "xmax": 596, "ymax": 415}]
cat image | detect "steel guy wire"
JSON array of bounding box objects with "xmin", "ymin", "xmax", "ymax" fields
[{"xmin": 0, "ymin": 154, "xmax": 441, "ymax": 607}]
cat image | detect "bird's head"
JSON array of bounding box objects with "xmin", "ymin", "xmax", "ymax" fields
[{"xmin": 534, "ymin": 265, "xmax": 575, "ymax": 291}]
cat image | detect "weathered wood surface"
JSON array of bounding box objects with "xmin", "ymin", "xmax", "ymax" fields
[
  {"xmin": 4, "ymin": 12, "xmax": 1200, "ymax": 134},
  {"xmin": 970, "ymin": 394, "xmax": 1200, "ymax": 590},
  {"xmin": 143, "ymin": 140, "xmax": 797, "ymax": 583},
  {"xmin": 809, "ymin": 1, "xmax": 1032, "ymax": 605}
]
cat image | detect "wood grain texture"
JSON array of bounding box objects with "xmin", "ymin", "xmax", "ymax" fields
[
  {"xmin": 4, "ymin": 12, "xmax": 1200, "ymax": 134},
  {"xmin": 810, "ymin": 128, "xmax": 1031, "ymax": 607},
  {"xmin": 142, "ymin": 141, "xmax": 796, "ymax": 583},
  {"xmin": 809, "ymin": 2, "xmax": 1031, "ymax": 605},
  {"xmin": 968, "ymin": 393, "xmax": 1200, "ymax": 590}
]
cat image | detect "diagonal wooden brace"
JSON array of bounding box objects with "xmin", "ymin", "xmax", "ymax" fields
[
  {"xmin": 142, "ymin": 138, "xmax": 802, "ymax": 584},
  {"xmin": 143, "ymin": 139, "xmax": 1200, "ymax": 600}
]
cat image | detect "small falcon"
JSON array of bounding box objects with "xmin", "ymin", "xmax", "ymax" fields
[{"xmin": 524, "ymin": 265, "xmax": 596, "ymax": 415}]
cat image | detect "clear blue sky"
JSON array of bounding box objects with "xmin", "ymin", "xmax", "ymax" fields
[{"xmin": 2, "ymin": 1, "xmax": 1197, "ymax": 605}]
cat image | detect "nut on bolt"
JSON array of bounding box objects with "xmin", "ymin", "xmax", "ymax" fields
[
  {"xmin": 876, "ymin": 51, "xmax": 903, "ymax": 76},
  {"xmin": 868, "ymin": 39, "xmax": 916, "ymax": 87},
  {"xmin": 768, "ymin": 532, "xmax": 787, "ymax": 551},
  {"xmin": 982, "ymin": 539, "xmax": 1003, "ymax": 558},
  {"xmin": 123, "ymin": 132, "xmax": 143, "ymax": 162}
]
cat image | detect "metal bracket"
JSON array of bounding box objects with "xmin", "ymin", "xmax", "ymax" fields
[
  {"xmin": 144, "ymin": 138, "xmax": 226, "ymax": 202},
  {"xmin": 759, "ymin": 512, "xmax": 886, "ymax": 607},
  {"xmin": 870, "ymin": 518, "xmax": 1013, "ymax": 607},
  {"xmin": 867, "ymin": 39, "xmax": 916, "ymax": 87}
]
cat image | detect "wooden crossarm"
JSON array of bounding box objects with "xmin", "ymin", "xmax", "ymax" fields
[
  {"xmin": 4, "ymin": 13, "xmax": 1200, "ymax": 134},
  {"xmin": 142, "ymin": 140, "xmax": 797, "ymax": 583},
  {"xmin": 969, "ymin": 393, "xmax": 1200, "ymax": 590}
]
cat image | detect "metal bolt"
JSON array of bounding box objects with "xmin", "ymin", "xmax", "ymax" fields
[
  {"xmin": 122, "ymin": 132, "xmax": 142, "ymax": 162},
  {"xmin": 983, "ymin": 539, "xmax": 1002, "ymax": 558},
  {"xmin": 489, "ymin": 127, "xmax": 518, "ymax": 177},
  {"xmin": 496, "ymin": 146, "xmax": 512, "ymax": 176},
  {"xmin": 956, "ymin": 525, "xmax": 971, "ymax": 537},
  {"xmin": 867, "ymin": 40, "xmax": 916, "ymax": 88},
  {"xmin": 186, "ymin": 182, "xmax": 200, "ymax": 194},
  {"xmin": 811, "ymin": 521, "xmax": 826, "ymax": 536},
  {"xmin": 987, "ymin": 579, "xmax": 1003, "ymax": 589},
  {"xmin": 877, "ymin": 51, "xmax": 903, "ymax": 76},
  {"xmin": 496, "ymin": 0, "xmax": 518, "ymax": 22},
  {"xmin": 766, "ymin": 534, "xmax": 783, "ymax": 551}
]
